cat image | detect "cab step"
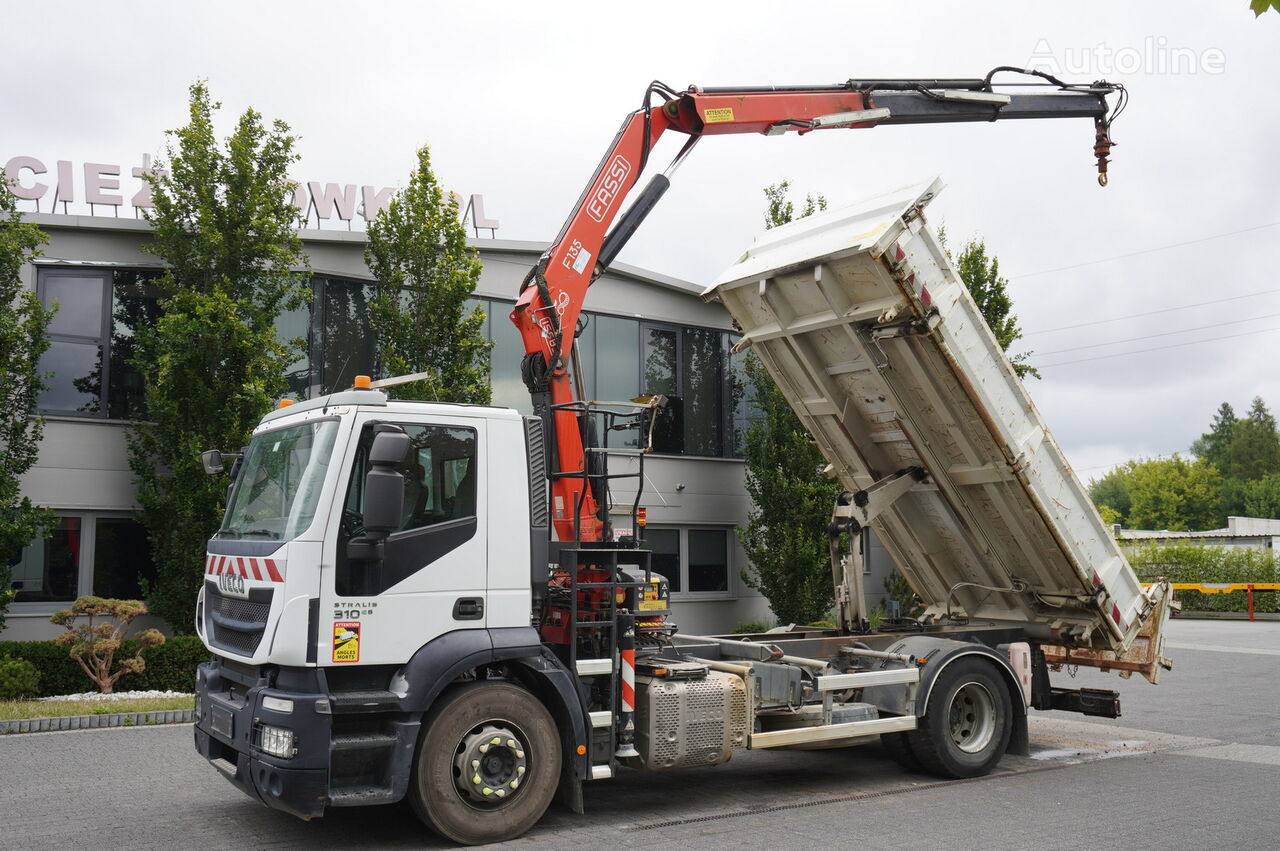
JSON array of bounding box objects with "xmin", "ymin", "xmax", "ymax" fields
[
  {"xmin": 327, "ymin": 784, "xmax": 397, "ymax": 806},
  {"xmin": 331, "ymin": 732, "xmax": 398, "ymax": 752},
  {"xmin": 329, "ymin": 691, "xmax": 401, "ymax": 713}
]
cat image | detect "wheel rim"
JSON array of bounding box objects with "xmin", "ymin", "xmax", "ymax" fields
[
  {"xmin": 452, "ymin": 721, "xmax": 530, "ymax": 808},
  {"xmin": 947, "ymin": 681, "xmax": 996, "ymax": 754}
]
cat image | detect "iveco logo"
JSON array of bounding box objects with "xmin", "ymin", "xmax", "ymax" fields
[
  {"xmin": 218, "ymin": 572, "xmax": 247, "ymax": 597},
  {"xmin": 586, "ymin": 155, "xmax": 631, "ymax": 222}
]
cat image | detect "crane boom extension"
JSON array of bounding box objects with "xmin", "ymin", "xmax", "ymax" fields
[{"xmin": 512, "ymin": 69, "xmax": 1121, "ymax": 544}]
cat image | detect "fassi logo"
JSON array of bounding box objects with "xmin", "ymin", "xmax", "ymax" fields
[{"xmin": 586, "ymin": 155, "xmax": 631, "ymax": 222}]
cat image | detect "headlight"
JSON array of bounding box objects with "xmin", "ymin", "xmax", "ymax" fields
[{"xmin": 255, "ymin": 723, "xmax": 296, "ymax": 759}]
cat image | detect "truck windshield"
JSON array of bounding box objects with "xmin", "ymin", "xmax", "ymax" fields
[{"xmin": 216, "ymin": 420, "xmax": 340, "ymax": 541}]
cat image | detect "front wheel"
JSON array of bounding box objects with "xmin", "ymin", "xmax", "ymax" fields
[
  {"xmin": 409, "ymin": 682, "xmax": 561, "ymax": 845},
  {"xmin": 906, "ymin": 656, "xmax": 1013, "ymax": 779}
]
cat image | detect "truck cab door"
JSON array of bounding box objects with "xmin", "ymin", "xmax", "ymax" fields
[{"xmin": 324, "ymin": 414, "xmax": 488, "ymax": 666}]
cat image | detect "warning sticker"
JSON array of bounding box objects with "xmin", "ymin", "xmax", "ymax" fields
[
  {"xmin": 704, "ymin": 107, "xmax": 735, "ymax": 124},
  {"xmin": 332, "ymin": 621, "xmax": 361, "ymax": 663}
]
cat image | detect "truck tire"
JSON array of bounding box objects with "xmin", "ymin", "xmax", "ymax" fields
[
  {"xmin": 906, "ymin": 656, "xmax": 1012, "ymax": 779},
  {"xmin": 879, "ymin": 731, "xmax": 923, "ymax": 772},
  {"xmin": 409, "ymin": 681, "xmax": 561, "ymax": 845}
]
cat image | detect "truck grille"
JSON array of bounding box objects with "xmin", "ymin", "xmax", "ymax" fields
[{"xmin": 205, "ymin": 585, "xmax": 274, "ymax": 656}]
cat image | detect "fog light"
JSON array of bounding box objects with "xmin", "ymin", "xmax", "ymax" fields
[
  {"xmin": 255, "ymin": 723, "xmax": 296, "ymax": 759},
  {"xmin": 262, "ymin": 695, "xmax": 294, "ymax": 714}
]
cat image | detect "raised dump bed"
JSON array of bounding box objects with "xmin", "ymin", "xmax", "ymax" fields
[{"xmin": 705, "ymin": 179, "xmax": 1159, "ymax": 655}]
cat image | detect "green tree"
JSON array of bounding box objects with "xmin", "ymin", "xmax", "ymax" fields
[
  {"xmin": 1251, "ymin": 1, "xmax": 1279, "ymax": 17},
  {"xmin": 1088, "ymin": 466, "xmax": 1133, "ymax": 525},
  {"xmin": 129, "ymin": 83, "xmax": 310, "ymax": 632},
  {"xmin": 1221, "ymin": 397, "xmax": 1280, "ymax": 482},
  {"xmin": 739, "ymin": 182, "xmax": 839, "ymax": 625},
  {"xmin": 365, "ymin": 145, "xmax": 491, "ymax": 403},
  {"xmin": 1124, "ymin": 455, "xmax": 1223, "ymax": 532},
  {"xmin": 1242, "ymin": 472, "xmax": 1280, "ymax": 519},
  {"xmin": 0, "ymin": 180, "xmax": 53, "ymax": 630},
  {"xmin": 1191, "ymin": 402, "xmax": 1237, "ymax": 470},
  {"xmin": 952, "ymin": 237, "xmax": 1037, "ymax": 379},
  {"xmin": 762, "ymin": 180, "xmax": 826, "ymax": 230}
]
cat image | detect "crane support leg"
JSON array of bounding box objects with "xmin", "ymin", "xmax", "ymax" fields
[{"xmin": 829, "ymin": 467, "xmax": 928, "ymax": 632}]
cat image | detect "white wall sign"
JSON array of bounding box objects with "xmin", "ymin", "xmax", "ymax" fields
[{"xmin": 2, "ymin": 155, "xmax": 497, "ymax": 234}]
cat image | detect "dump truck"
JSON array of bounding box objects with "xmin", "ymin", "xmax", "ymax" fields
[{"xmin": 191, "ymin": 71, "xmax": 1170, "ymax": 845}]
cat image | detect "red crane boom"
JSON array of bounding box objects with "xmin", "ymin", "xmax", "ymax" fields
[{"xmin": 511, "ymin": 69, "xmax": 1124, "ymax": 544}]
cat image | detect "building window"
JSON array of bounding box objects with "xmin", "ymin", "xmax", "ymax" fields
[
  {"xmin": 92, "ymin": 518, "xmax": 157, "ymax": 599},
  {"xmin": 36, "ymin": 268, "xmax": 161, "ymax": 419},
  {"xmin": 643, "ymin": 526, "xmax": 732, "ymax": 597},
  {"xmin": 9, "ymin": 517, "xmax": 82, "ymax": 603},
  {"xmin": 8, "ymin": 515, "xmax": 158, "ymax": 606}
]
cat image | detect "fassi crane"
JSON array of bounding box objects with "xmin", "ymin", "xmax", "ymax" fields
[{"xmin": 511, "ymin": 67, "xmax": 1125, "ymax": 544}]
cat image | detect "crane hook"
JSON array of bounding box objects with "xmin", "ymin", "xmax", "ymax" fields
[{"xmin": 1093, "ymin": 116, "xmax": 1114, "ymax": 188}]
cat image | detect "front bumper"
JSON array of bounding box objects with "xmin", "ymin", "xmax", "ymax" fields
[{"xmin": 193, "ymin": 659, "xmax": 332, "ymax": 820}]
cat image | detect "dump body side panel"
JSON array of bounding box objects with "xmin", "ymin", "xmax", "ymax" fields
[{"xmin": 706, "ymin": 180, "xmax": 1146, "ymax": 652}]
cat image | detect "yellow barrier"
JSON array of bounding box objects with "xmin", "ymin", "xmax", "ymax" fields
[{"xmin": 1142, "ymin": 582, "xmax": 1279, "ymax": 620}]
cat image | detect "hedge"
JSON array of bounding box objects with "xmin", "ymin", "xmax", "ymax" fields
[
  {"xmin": 1127, "ymin": 544, "xmax": 1279, "ymax": 613},
  {"xmin": 0, "ymin": 635, "xmax": 210, "ymax": 697}
]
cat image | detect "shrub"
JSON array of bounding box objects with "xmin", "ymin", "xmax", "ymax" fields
[
  {"xmin": 0, "ymin": 640, "xmax": 85, "ymax": 695},
  {"xmin": 731, "ymin": 621, "xmax": 771, "ymax": 634},
  {"xmin": 125, "ymin": 636, "xmax": 209, "ymax": 692},
  {"xmin": 0, "ymin": 657, "xmax": 41, "ymax": 699},
  {"xmin": 1127, "ymin": 544, "xmax": 1279, "ymax": 612},
  {"xmin": 0, "ymin": 635, "xmax": 209, "ymax": 696},
  {"xmin": 50, "ymin": 597, "xmax": 166, "ymax": 694}
]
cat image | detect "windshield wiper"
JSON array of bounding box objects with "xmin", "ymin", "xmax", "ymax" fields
[
  {"xmin": 242, "ymin": 529, "xmax": 280, "ymax": 539},
  {"xmin": 215, "ymin": 528, "xmax": 241, "ymax": 539}
]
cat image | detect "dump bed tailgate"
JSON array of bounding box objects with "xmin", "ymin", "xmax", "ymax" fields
[{"xmin": 706, "ymin": 180, "xmax": 1147, "ymax": 652}]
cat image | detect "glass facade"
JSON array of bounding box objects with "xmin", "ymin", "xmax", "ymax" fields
[
  {"xmin": 17, "ymin": 253, "xmax": 754, "ymax": 623},
  {"xmin": 32, "ymin": 268, "xmax": 749, "ymax": 457}
]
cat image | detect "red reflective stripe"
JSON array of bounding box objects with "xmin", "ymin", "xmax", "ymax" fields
[
  {"xmin": 215, "ymin": 556, "xmax": 227, "ymax": 575},
  {"xmin": 621, "ymin": 648, "xmax": 635, "ymax": 712},
  {"xmin": 621, "ymin": 680, "xmax": 635, "ymax": 712},
  {"xmin": 205, "ymin": 555, "xmax": 213, "ymax": 574},
  {"xmin": 1111, "ymin": 604, "xmax": 1121, "ymax": 624},
  {"xmin": 1091, "ymin": 572, "xmax": 1102, "ymax": 588},
  {"xmin": 264, "ymin": 559, "xmax": 284, "ymax": 582},
  {"xmin": 248, "ymin": 558, "xmax": 263, "ymax": 581},
  {"xmin": 235, "ymin": 558, "xmax": 248, "ymax": 578}
]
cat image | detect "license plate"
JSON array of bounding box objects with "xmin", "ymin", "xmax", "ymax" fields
[{"xmin": 211, "ymin": 704, "xmax": 234, "ymax": 739}]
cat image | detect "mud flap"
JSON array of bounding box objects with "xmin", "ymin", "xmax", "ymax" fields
[{"xmin": 1042, "ymin": 580, "xmax": 1178, "ymax": 685}]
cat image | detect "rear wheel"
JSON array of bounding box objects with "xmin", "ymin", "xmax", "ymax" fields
[
  {"xmin": 879, "ymin": 731, "xmax": 923, "ymax": 772},
  {"xmin": 409, "ymin": 682, "xmax": 561, "ymax": 845},
  {"xmin": 906, "ymin": 656, "xmax": 1012, "ymax": 778}
]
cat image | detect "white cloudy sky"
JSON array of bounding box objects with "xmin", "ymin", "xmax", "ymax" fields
[{"xmin": 4, "ymin": 1, "xmax": 1278, "ymax": 480}]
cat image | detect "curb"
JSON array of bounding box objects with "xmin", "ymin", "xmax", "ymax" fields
[
  {"xmin": 1175, "ymin": 611, "xmax": 1280, "ymax": 621},
  {"xmin": 0, "ymin": 709, "xmax": 193, "ymax": 735}
]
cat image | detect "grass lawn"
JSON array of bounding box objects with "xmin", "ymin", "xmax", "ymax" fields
[{"xmin": 0, "ymin": 696, "xmax": 194, "ymax": 721}]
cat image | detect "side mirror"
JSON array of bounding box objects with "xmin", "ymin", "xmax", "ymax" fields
[
  {"xmin": 361, "ymin": 430, "xmax": 411, "ymax": 540},
  {"xmin": 201, "ymin": 450, "xmax": 225, "ymax": 475}
]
